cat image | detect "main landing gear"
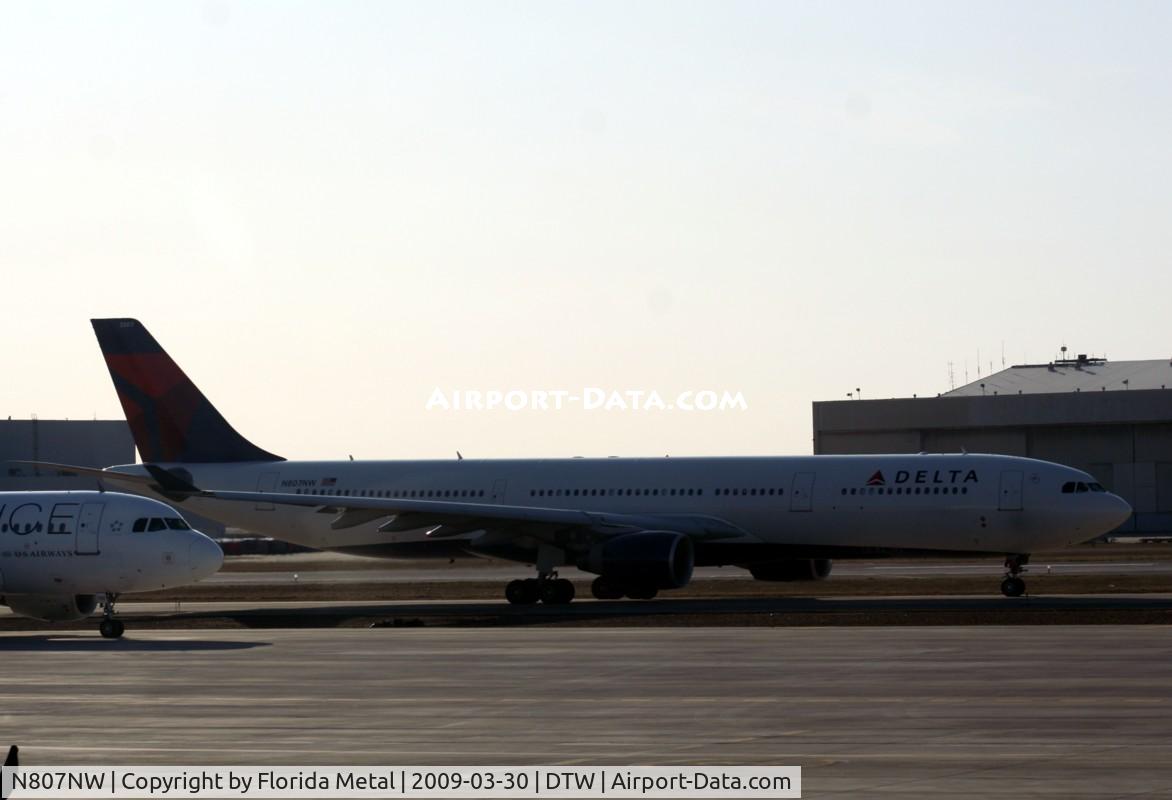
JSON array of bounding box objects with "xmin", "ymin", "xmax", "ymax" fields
[
  {"xmin": 1000, "ymin": 554, "xmax": 1029, "ymax": 598},
  {"xmin": 505, "ymin": 545, "xmax": 577, "ymax": 605},
  {"xmin": 98, "ymin": 593, "xmax": 125, "ymax": 639},
  {"xmin": 505, "ymin": 574, "xmax": 575, "ymax": 605}
]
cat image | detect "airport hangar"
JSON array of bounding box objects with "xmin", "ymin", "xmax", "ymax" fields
[
  {"xmin": 0, "ymin": 417, "xmax": 226, "ymax": 537},
  {"xmin": 813, "ymin": 354, "xmax": 1172, "ymax": 535},
  {"xmin": 1, "ymin": 418, "xmax": 132, "ymax": 491}
]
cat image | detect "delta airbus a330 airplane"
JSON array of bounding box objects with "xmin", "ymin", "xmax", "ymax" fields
[
  {"xmin": 34, "ymin": 318, "xmax": 1131, "ymax": 606},
  {"xmin": 0, "ymin": 489, "xmax": 223, "ymax": 637}
]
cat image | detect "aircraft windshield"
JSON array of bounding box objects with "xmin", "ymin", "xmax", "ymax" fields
[
  {"xmin": 1061, "ymin": 481, "xmax": 1107, "ymax": 494},
  {"xmin": 132, "ymin": 517, "xmax": 193, "ymax": 532}
]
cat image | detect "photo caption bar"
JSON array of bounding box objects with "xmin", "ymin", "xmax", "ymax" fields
[{"xmin": 2, "ymin": 766, "xmax": 799, "ymax": 799}]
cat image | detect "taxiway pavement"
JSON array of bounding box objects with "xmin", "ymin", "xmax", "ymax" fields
[{"xmin": 1, "ymin": 626, "xmax": 1170, "ymax": 798}]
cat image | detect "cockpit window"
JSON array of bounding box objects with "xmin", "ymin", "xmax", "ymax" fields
[
  {"xmin": 132, "ymin": 517, "xmax": 191, "ymax": 532},
  {"xmin": 1063, "ymin": 480, "xmax": 1108, "ymax": 494}
]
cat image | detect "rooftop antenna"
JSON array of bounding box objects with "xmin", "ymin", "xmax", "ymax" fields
[
  {"xmin": 856, "ymin": 387, "xmax": 861, "ymax": 400},
  {"xmin": 1001, "ymin": 341, "xmax": 1006, "ymax": 368},
  {"xmin": 948, "ymin": 361, "xmax": 955, "ymax": 390},
  {"xmin": 457, "ymin": 451, "xmax": 463, "ymax": 461}
]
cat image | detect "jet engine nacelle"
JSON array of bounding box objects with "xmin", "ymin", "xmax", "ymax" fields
[
  {"xmin": 2, "ymin": 594, "xmax": 100, "ymax": 622},
  {"xmin": 585, "ymin": 531, "xmax": 695, "ymax": 589},
  {"xmin": 747, "ymin": 558, "xmax": 832, "ymax": 582}
]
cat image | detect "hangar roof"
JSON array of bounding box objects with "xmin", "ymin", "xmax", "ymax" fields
[{"xmin": 945, "ymin": 357, "xmax": 1172, "ymax": 397}]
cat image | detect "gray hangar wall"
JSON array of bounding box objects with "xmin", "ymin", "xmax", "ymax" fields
[{"xmin": 1, "ymin": 419, "xmax": 134, "ymax": 490}]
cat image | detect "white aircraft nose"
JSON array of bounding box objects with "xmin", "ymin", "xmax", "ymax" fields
[
  {"xmin": 1102, "ymin": 493, "xmax": 1133, "ymax": 531},
  {"xmin": 188, "ymin": 533, "xmax": 224, "ymax": 579}
]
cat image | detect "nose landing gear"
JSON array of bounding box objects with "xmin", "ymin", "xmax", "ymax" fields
[
  {"xmin": 1000, "ymin": 555, "xmax": 1029, "ymax": 598},
  {"xmin": 98, "ymin": 593, "xmax": 125, "ymax": 639}
]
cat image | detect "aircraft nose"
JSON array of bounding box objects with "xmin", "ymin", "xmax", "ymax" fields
[
  {"xmin": 187, "ymin": 532, "xmax": 224, "ymax": 579},
  {"xmin": 1103, "ymin": 493, "xmax": 1133, "ymax": 531}
]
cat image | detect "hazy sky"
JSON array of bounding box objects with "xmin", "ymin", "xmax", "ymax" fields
[{"xmin": 3, "ymin": 1, "xmax": 1171, "ymax": 460}]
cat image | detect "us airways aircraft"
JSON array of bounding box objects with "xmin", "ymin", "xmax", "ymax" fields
[
  {"xmin": 38, "ymin": 319, "xmax": 1132, "ymax": 606},
  {"xmin": 0, "ymin": 489, "xmax": 223, "ymax": 637}
]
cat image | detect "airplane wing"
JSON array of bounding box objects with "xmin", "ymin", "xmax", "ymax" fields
[
  {"xmin": 187, "ymin": 487, "xmax": 747, "ymax": 542},
  {"xmin": 7, "ymin": 461, "xmax": 751, "ymax": 544}
]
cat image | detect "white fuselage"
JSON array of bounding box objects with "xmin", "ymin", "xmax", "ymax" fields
[
  {"xmin": 103, "ymin": 453, "xmax": 1131, "ymax": 562},
  {"xmin": 0, "ymin": 491, "xmax": 223, "ymax": 597}
]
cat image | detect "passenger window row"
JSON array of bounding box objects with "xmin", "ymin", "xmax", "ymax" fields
[
  {"xmin": 3, "ymin": 521, "xmax": 86, "ymax": 534},
  {"xmin": 715, "ymin": 488, "xmax": 784, "ymax": 496},
  {"xmin": 1, "ymin": 522, "xmax": 42, "ymax": 534},
  {"xmin": 530, "ymin": 488, "xmax": 704, "ymax": 498},
  {"xmin": 293, "ymin": 488, "xmax": 487, "ymax": 499},
  {"xmin": 842, "ymin": 487, "xmax": 969, "ymax": 496}
]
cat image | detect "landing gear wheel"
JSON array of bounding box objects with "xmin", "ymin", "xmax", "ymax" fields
[
  {"xmin": 1000, "ymin": 576, "xmax": 1026, "ymax": 597},
  {"xmin": 99, "ymin": 619, "xmax": 124, "ymax": 639},
  {"xmin": 1000, "ymin": 554, "xmax": 1029, "ymax": 598},
  {"xmin": 591, "ymin": 577, "xmax": 624, "ymax": 601},
  {"xmin": 98, "ymin": 593, "xmax": 124, "ymax": 639},
  {"xmin": 540, "ymin": 578, "xmax": 575, "ymax": 605},
  {"xmin": 505, "ymin": 579, "xmax": 541, "ymax": 605},
  {"xmin": 505, "ymin": 579, "xmax": 524, "ymax": 604}
]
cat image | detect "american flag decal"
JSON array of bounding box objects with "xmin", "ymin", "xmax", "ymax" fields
[{"xmin": 321, "ymin": 477, "xmax": 337, "ymax": 487}]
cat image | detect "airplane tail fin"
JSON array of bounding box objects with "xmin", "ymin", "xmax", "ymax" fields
[{"xmin": 91, "ymin": 319, "xmax": 284, "ymax": 463}]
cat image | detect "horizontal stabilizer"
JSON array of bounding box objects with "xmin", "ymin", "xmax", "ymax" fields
[
  {"xmin": 5, "ymin": 461, "xmax": 153, "ymax": 487},
  {"xmin": 6, "ymin": 461, "xmax": 206, "ymax": 504}
]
